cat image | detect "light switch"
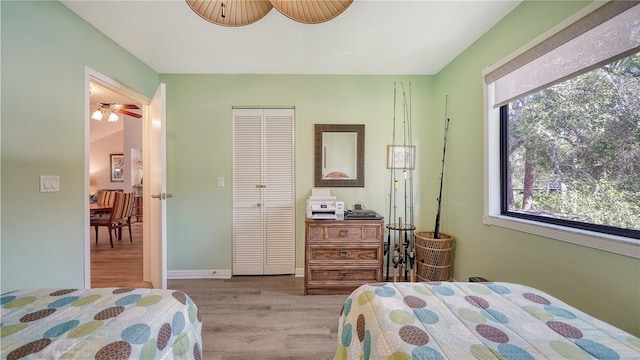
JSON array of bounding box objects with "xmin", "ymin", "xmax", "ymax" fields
[
  {"xmin": 217, "ymin": 177, "xmax": 224, "ymax": 187},
  {"xmin": 40, "ymin": 175, "xmax": 60, "ymax": 192}
]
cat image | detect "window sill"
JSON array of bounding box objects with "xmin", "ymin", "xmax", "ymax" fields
[{"xmin": 482, "ymin": 214, "xmax": 640, "ymax": 259}]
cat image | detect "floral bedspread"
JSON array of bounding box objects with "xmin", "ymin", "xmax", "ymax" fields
[
  {"xmin": 335, "ymin": 282, "xmax": 640, "ymax": 359},
  {"xmin": 1, "ymin": 288, "xmax": 202, "ymax": 359}
]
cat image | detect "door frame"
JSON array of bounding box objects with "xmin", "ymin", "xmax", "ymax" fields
[{"xmin": 83, "ymin": 66, "xmax": 152, "ymax": 288}]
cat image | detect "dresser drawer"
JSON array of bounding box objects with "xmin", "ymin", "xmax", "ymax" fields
[
  {"xmin": 307, "ymin": 223, "xmax": 382, "ymax": 242},
  {"xmin": 306, "ymin": 266, "xmax": 381, "ymax": 284},
  {"xmin": 304, "ymin": 219, "xmax": 384, "ymax": 295},
  {"xmin": 307, "ymin": 245, "xmax": 381, "ymax": 264}
]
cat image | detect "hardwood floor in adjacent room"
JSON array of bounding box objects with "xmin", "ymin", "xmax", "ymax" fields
[
  {"xmin": 168, "ymin": 277, "xmax": 348, "ymax": 360},
  {"xmin": 90, "ymin": 220, "xmax": 149, "ymax": 288}
]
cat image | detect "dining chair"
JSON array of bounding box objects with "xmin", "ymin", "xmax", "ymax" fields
[
  {"xmin": 91, "ymin": 192, "xmax": 134, "ymax": 247},
  {"xmin": 93, "ymin": 189, "xmax": 122, "ymax": 217},
  {"xmin": 116, "ymin": 192, "xmax": 136, "ymax": 242}
]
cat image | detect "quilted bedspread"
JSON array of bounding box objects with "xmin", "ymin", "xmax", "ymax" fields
[
  {"xmin": 1, "ymin": 288, "xmax": 202, "ymax": 360},
  {"xmin": 335, "ymin": 282, "xmax": 640, "ymax": 360}
]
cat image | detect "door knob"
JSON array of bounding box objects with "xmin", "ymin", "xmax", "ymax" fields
[
  {"xmin": 257, "ymin": 203, "xmax": 262, "ymax": 207},
  {"xmin": 152, "ymin": 193, "xmax": 174, "ymax": 200}
]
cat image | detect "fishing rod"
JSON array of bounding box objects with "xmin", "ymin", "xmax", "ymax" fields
[
  {"xmin": 433, "ymin": 96, "xmax": 450, "ymax": 239},
  {"xmin": 386, "ymin": 83, "xmax": 397, "ymax": 281}
]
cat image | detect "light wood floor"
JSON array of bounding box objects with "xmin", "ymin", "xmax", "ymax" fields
[
  {"xmin": 168, "ymin": 277, "xmax": 348, "ymax": 360},
  {"xmin": 90, "ymin": 220, "xmax": 150, "ymax": 288},
  {"xmin": 91, "ymin": 223, "xmax": 348, "ymax": 358}
]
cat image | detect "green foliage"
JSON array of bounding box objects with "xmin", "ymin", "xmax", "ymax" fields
[
  {"xmin": 533, "ymin": 177, "xmax": 640, "ymax": 230},
  {"xmin": 507, "ymin": 52, "xmax": 640, "ymax": 232}
]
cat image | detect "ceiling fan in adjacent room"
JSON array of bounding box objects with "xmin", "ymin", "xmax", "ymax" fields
[{"xmin": 91, "ymin": 103, "xmax": 142, "ymax": 121}]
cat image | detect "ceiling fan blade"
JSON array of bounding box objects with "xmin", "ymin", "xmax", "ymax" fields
[
  {"xmin": 119, "ymin": 104, "xmax": 140, "ymax": 109},
  {"xmin": 116, "ymin": 109, "xmax": 142, "ymax": 118}
]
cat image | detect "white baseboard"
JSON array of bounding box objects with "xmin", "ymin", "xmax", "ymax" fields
[
  {"xmin": 168, "ymin": 269, "xmax": 305, "ymax": 279},
  {"xmin": 167, "ymin": 268, "xmax": 455, "ymax": 281},
  {"xmin": 168, "ymin": 269, "xmax": 232, "ymax": 279}
]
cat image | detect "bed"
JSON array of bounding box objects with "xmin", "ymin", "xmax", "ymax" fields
[
  {"xmin": 1, "ymin": 287, "xmax": 202, "ymax": 359},
  {"xmin": 335, "ymin": 282, "xmax": 639, "ymax": 359}
]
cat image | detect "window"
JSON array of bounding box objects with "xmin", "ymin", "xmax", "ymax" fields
[
  {"xmin": 483, "ymin": 2, "xmax": 640, "ymax": 257},
  {"xmin": 501, "ymin": 53, "xmax": 640, "ymax": 239}
]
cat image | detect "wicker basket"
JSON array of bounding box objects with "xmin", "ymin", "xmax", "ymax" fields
[
  {"xmin": 416, "ymin": 244, "xmax": 452, "ymax": 266},
  {"xmin": 416, "ymin": 262, "xmax": 451, "ymax": 282},
  {"xmin": 415, "ymin": 232, "xmax": 454, "ymax": 249},
  {"xmin": 414, "ymin": 232, "xmax": 454, "ymax": 281}
]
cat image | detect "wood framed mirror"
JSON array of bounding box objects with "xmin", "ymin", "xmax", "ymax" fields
[{"xmin": 314, "ymin": 124, "xmax": 364, "ymax": 187}]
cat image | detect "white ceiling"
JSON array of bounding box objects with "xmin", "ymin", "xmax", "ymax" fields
[{"xmin": 61, "ymin": 0, "xmax": 521, "ymax": 75}]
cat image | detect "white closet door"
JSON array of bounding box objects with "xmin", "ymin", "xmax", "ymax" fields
[
  {"xmin": 264, "ymin": 109, "xmax": 295, "ymax": 274},
  {"xmin": 232, "ymin": 108, "xmax": 295, "ymax": 275},
  {"xmin": 233, "ymin": 109, "xmax": 265, "ymax": 275}
]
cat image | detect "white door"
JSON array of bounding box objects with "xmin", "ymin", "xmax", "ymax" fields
[
  {"xmin": 233, "ymin": 108, "xmax": 295, "ymax": 275},
  {"xmin": 144, "ymin": 84, "xmax": 167, "ymax": 289}
]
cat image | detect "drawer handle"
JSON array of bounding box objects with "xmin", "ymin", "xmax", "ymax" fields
[
  {"xmin": 340, "ymin": 230, "xmax": 348, "ymax": 236},
  {"xmin": 340, "ymin": 250, "xmax": 349, "ymax": 257},
  {"xmin": 339, "ymin": 271, "xmax": 348, "ymax": 277}
]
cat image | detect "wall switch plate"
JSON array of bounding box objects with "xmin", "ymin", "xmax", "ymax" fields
[
  {"xmin": 217, "ymin": 177, "xmax": 224, "ymax": 187},
  {"xmin": 40, "ymin": 175, "xmax": 60, "ymax": 192}
]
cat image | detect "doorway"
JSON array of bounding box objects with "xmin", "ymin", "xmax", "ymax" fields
[{"xmin": 84, "ymin": 67, "xmax": 158, "ymax": 288}]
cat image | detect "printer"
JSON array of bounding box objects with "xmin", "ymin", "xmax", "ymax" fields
[{"xmin": 306, "ymin": 189, "xmax": 345, "ymax": 220}]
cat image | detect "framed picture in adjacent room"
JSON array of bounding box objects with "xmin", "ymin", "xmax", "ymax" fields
[{"xmin": 110, "ymin": 153, "xmax": 124, "ymax": 182}]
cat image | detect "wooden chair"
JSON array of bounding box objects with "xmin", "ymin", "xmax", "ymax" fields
[
  {"xmin": 116, "ymin": 192, "xmax": 136, "ymax": 242},
  {"xmin": 91, "ymin": 192, "xmax": 135, "ymax": 247},
  {"xmin": 92, "ymin": 189, "xmax": 122, "ymax": 217}
]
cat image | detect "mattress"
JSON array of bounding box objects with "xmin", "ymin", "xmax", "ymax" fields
[
  {"xmin": 1, "ymin": 288, "xmax": 202, "ymax": 359},
  {"xmin": 335, "ymin": 282, "xmax": 640, "ymax": 359}
]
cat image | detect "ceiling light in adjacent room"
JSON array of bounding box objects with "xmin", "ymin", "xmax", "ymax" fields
[
  {"xmin": 91, "ymin": 108, "xmax": 104, "ymax": 121},
  {"xmin": 92, "ymin": 103, "xmax": 121, "ymax": 122}
]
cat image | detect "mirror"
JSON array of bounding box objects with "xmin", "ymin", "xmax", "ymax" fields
[{"xmin": 315, "ymin": 124, "xmax": 365, "ymax": 187}]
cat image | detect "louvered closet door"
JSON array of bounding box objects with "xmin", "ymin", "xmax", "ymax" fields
[
  {"xmin": 232, "ymin": 108, "xmax": 295, "ymax": 275},
  {"xmin": 264, "ymin": 109, "xmax": 295, "ymax": 274}
]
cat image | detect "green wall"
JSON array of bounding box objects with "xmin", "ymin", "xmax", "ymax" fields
[
  {"xmin": 1, "ymin": 0, "xmax": 637, "ymax": 337},
  {"xmin": 1, "ymin": 1, "xmax": 159, "ymax": 290},
  {"xmin": 433, "ymin": 0, "xmax": 640, "ymax": 336},
  {"xmin": 160, "ymin": 74, "xmax": 433, "ymax": 272}
]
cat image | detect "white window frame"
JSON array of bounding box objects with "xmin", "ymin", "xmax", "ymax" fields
[{"xmin": 482, "ymin": 2, "xmax": 640, "ymax": 259}]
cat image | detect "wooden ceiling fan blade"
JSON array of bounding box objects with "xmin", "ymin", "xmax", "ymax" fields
[
  {"xmin": 119, "ymin": 104, "xmax": 140, "ymax": 110},
  {"xmin": 117, "ymin": 109, "xmax": 142, "ymax": 118},
  {"xmin": 187, "ymin": 0, "xmax": 273, "ymax": 27},
  {"xmin": 270, "ymin": 0, "xmax": 352, "ymax": 24}
]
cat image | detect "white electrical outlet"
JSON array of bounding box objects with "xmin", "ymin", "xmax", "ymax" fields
[{"xmin": 217, "ymin": 177, "xmax": 224, "ymax": 187}]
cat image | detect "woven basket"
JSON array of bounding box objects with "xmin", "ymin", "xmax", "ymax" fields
[
  {"xmin": 416, "ymin": 244, "xmax": 452, "ymax": 266},
  {"xmin": 416, "ymin": 262, "xmax": 451, "ymax": 281},
  {"xmin": 415, "ymin": 232, "xmax": 454, "ymax": 249},
  {"xmin": 414, "ymin": 232, "xmax": 454, "ymax": 281}
]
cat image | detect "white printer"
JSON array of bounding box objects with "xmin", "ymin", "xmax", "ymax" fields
[{"xmin": 306, "ymin": 189, "xmax": 345, "ymax": 220}]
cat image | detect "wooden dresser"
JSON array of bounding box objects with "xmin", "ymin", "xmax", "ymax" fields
[{"xmin": 304, "ymin": 218, "xmax": 384, "ymax": 295}]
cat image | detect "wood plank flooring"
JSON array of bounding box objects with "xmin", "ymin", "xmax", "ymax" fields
[
  {"xmin": 90, "ymin": 220, "xmax": 150, "ymax": 288},
  {"xmin": 168, "ymin": 277, "xmax": 348, "ymax": 360},
  {"xmin": 91, "ymin": 222, "xmax": 348, "ymax": 358}
]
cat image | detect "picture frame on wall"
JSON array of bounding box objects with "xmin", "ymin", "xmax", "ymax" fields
[
  {"xmin": 110, "ymin": 153, "xmax": 124, "ymax": 182},
  {"xmin": 387, "ymin": 145, "xmax": 416, "ymax": 169}
]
